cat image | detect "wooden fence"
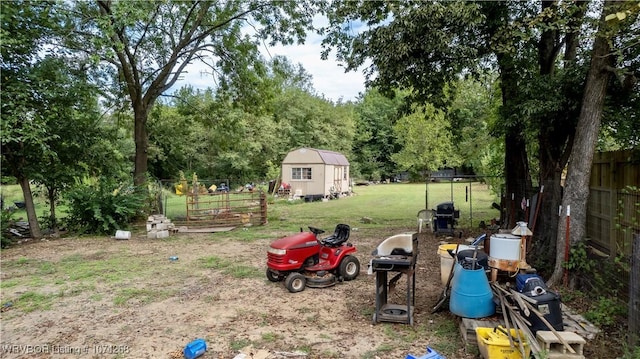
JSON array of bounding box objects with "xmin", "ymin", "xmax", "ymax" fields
[
  {"xmin": 631, "ymin": 234, "xmax": 639, "ymax": 348},
  {"xmin": 175, "ymin": 190, "xmax": 267, "ymax": 228},
  {"xmin": 587, "ymin": 150, "xmax": 639, "ymax": 256}
]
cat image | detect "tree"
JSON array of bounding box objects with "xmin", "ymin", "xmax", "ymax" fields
[
  {"xmin": 1, "ymin": 1, "xmax": 61, "ymax": 238},
  {"xmin": 320, "ymin": 1, "xmax": 639, "ymax": 275},
  {"xmin": 62, "ymin": 0, "xmax": 324, "ymax": 185},
  {"xmin": 147, "ymin": 53, "xmax": 354, "ymax": 185},
  {"xmin": 392, "ymin": 104, "xmax": 460, "ymax": 177},
  {"xmin": 445, "ymin": 74, "xmax": 502, "ymax": 177},
  {"xmin": 352, "ymin": 89, "xmax": 405, "ymax": 181},
  {"xmin": 321, "ymin": 1, "xmax": 533, "ymax": 226},
  {"xmin": 28, "ymin": 57, "xmax": 106, "ymax": 231},
  {"xmin": 548, "ymin": 0, "xmax": 638, "ymax": 286}
]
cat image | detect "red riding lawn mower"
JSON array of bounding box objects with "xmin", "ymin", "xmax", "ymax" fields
[{"xmin": 266, "ymin": 224, "xmax": 360, "ymax": 293}]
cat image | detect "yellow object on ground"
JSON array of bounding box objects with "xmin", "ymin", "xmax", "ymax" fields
[
  {"xmin": 476, "ymin": 326, "xmax": 531, "ymax": 359},
  {"xmin": 437, "ymin": 243, "xmax": 475, "ymax": 285}
]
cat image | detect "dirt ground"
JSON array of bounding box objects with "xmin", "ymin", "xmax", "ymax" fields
[{"xmin": 0, "ymin": 227, "xmax": 616, "ymax": 359}]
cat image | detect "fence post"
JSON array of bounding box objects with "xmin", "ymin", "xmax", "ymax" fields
[{"xmin": 631, "ymin": 233, "xmax": 640, "ymax": 348}]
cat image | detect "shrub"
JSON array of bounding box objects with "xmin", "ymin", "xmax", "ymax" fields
[
  {"xmin": 1, "ymin": 209, "xmax": 16, "ymax": 248},
  {"xmin": 63, "ymin": 178, "xmax": 145, "ymax": 235}
]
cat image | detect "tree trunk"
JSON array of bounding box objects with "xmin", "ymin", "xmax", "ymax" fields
[
  {"xmin": 18, "ymin": 176, "xmax": 42, "ymax": 239},
  {"xmin": 133, "ymin": 102, "xmax": 149, "ymax": 186},
  {"xmin": 480, "ymin": 1, "xmax": 532, "ymax": 229},
  {"xmin": 530, "ymin": 1, "xmax": 587, "ymax": 274},
  {"xmin": 504, "ymin": 129, "xmax": 532, "ymax": 228},
  {"xmin": 547, "ymin": 3, "xmax": 613, "ymax": 287},
  {"xmin": 47, "ymin": 186, "xmax": 57, "ymax": 232},
  {"xmin": 499, "ymin": 54, "xmax": 532, "ymax": 229}
]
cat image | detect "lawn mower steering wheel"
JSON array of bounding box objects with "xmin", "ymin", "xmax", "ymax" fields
[{"xmin": 308, "ymin": 226, "xmax": 325, "ymax": 236}]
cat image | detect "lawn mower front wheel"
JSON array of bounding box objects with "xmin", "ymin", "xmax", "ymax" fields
[
  {"xmin": 284, "ymin": 273, "xmax": 306, "ymax": 293},
  {"xmin": 266, "ymin": 268, "xmax": 282, "ymax": 282}
]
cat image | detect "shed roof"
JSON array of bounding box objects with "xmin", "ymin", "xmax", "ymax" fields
[
  {"xmin": 317, "ymin": 149, "xmax": 349, "ymax": 166},
  {"xmin": 286, "ymin": 148, "xmax": 350, "ymax": 166}
]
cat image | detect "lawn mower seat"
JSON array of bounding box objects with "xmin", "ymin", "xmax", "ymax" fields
[{"xmin": 321, "ymin": 224, "xmax": 351, "ymax": 247}]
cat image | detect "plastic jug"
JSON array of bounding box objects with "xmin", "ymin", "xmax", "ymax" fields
[{"xmin": 183, "ymin": 338, "xmax": 206, "ymax": 359}]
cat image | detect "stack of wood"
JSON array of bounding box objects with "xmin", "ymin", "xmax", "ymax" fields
[{"xmin": 490, "ymin": 283, "xmax": 580, "ymax": 358}]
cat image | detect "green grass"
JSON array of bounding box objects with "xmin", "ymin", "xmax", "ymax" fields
[
  {"xmin": 14, "ymin": 291, "xmax": 57, "ymax": 312},
  {"xmin": 431, "ymin": 318, "xmax": 463, "ymax": 355},
  {"xmin": 206, "ymin": 182, "xmax": 499, "ymax": 235},
  {"xmin": 1, "ymin": 183, "xmax": 69, "ymax": 222},
  {"xmin": 113, "ymin": 288, "xmax": 174, "ymax": 306},
  {"xmin": 197, "ymin": 255, "xmax": 262, "ymax": 279},
  {"xmin": 230, "ymin": 338, "xmax": 252, "ymax": 351},
  {"xmin": 2, "ymin": 182, "xmax": 500, "ymax": 236}
]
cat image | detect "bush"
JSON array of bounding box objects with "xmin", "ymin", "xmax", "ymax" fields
[
  {"xmin": 1, "ymin": 209, "xmax": 16, "ymax": 248},
  {"xmin": 63, "ymin": 178, "xmax": 146, "ymax": 235},
  {"xmin": 584, "ymin": 296, "xmax": 627, "ymax": 327}
]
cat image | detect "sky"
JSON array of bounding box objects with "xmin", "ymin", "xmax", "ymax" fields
[{"xmin": 172, "ymin": 19, "xmax": 369, "ymax": 103}]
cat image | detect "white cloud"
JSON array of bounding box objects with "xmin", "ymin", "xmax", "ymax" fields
[
  {"xmin": 259, "ymin": 39, "xmax": 367, "ymax": 102},
  {"xmin": 171, "ymin": 18, "xmax": 368, "ymax": 103}
]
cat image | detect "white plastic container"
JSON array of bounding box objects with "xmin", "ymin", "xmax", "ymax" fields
[
  {"xmin": 489, "ymin": 234, "xmax": 521, "ymax": 260},
  {"xmin": 114, "ymin": 230, "xmax": 131, "ymax": 240}
]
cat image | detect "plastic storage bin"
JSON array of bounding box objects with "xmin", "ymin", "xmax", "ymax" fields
[
  {"xmin": 183, "ymin": 338, "xmax": 207, "ymax": 359},
  {"xmin": 405, "ymin": 346, "xmax": 445, "ymax": 359},
  {"xmin": 476, "ymin": 327, "xmax": 530, "ymax": 359}
]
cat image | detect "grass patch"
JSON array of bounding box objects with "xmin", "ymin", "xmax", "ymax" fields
[
  {"xmin": 197, "ymin": 256, "xmax": 261, "ymax": 279},
  {"xmin": 261, "ymin": 332, "xmax": 280, "ymax": 342},
  {"xmin": 15, "ymin": 291, "xmax": 56, "ymax": 312},
  {"xmin": 383, "ymin": 324, "xmax": 418, "ymax": 343},
  {"xmin": 431, "ymin": 318, "xmax": 462, "ymax": 355},
  {"xmin": 58, "ymin": 254, "xmax": 149, "ymax": 283},
  {"xmin": 0, "ymin": 278, "xmax": 20, "ymax": 289},
  {"xmin": 230, "ymin": 338, "xmax": 252, "ymax": 352},
  {"xmin": 163, "ymin": 183, "xmax": 499, "ymax": 235},
  {"xmin": 361, "ymin": 343, "xmax": 394, "ymax": 359},
  {"xmin": 89, "ymin": 293, "xmax": 103, "ymax": 301},
  {"xmin": 38, "ymin": 261, "xmax": 57, "ymax": 275},
  {"xmin": 113, "ymin": 288, "xmax": 172, "ymax": 306},
  {"xmin": 223, "ymin": 228, "xmax": 261, "ymax": 242},
  {"xmin": 273, "ymin": 182, "xmax": 496, "ymax": 236}
]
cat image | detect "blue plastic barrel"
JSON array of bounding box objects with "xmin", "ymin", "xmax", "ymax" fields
[
  {"xmin": 183, "ymin": 338, "xmax": 207, "ymax": 359},
  {"xmin": 449, "ymin": 263, "xmax": 495, "ymax": 318},
  {"xmin": 405, "ymin": 346, "xmax": 446, "ymax": 359}
]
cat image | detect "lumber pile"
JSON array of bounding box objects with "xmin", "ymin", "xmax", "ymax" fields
[{"xmin": 489, "ymin": 283, "xmax": 590, "ymax": 358}]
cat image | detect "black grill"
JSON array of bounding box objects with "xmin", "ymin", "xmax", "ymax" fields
[{"xmin": 432, "ymin": 201, "xmax": 459, "ymax": 235}]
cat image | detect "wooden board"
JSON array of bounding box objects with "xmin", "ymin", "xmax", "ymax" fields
[
  {"xmin": 561, "ymin": 303, "xmax": 601, "ymax": 340},
  {"xmin": 459, "ymin": 316, "xmax": 504, "ymax": 347},
  {"xmin": 176, "ymin": 226, "xmax": 236, "ymax": 233}
]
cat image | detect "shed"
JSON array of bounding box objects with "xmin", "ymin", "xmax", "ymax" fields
[{"xmin": 281, "ymin": 148, "xmax": 351, "ymax": 200}]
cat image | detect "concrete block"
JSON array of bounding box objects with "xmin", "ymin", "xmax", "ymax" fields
[{"xmin": 537, "ymin": 331, "xmax": 585, "ymax": 357}]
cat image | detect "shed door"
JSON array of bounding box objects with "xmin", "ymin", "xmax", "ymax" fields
[{"xmin": 333, "ymin": 166, "xmax": 342, "ymax": 193}]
